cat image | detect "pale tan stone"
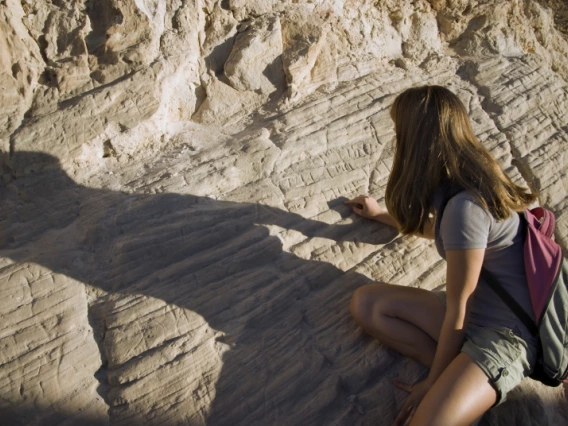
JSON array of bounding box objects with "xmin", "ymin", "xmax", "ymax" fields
[
  {"xmin": 224, "ymin": 15, "xmax": 284, "ymax": 95},
  {"xmin": 0, "ymin": 0, "xmax": 44, "ymax": 138},
  {"xmin": 0, "ymin": 263, "xmax": 107, "ymax": 424},
  {"xmin": 281, "ymin": 8, "xmax": 329, "ymax": 99},
  {"xmin": 201, "ymin": 1, "xmax": 239, "ymax": 74},
  {"xmin": 1, "ymin": 1, "xmax": 568, "ymax": 425}
]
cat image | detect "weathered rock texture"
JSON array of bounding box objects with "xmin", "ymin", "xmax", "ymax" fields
[{"xmin": 1, "ymin": 1, "xmax": 568, "ymax": 425}]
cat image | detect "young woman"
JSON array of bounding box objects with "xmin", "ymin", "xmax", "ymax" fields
[{"xmin": 346, "ymin": 85, "xmax": 538, "ymax": 426}]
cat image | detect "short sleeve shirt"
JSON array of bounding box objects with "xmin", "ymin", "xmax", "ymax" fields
[{"xmin": 433, "ymin": 190, "xmax": 535, "ymax": 340}]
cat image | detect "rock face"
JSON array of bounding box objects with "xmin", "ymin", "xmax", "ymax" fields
[{"xmin": 1, "ymin": 1, "xmax": 568, "ymax": 425}]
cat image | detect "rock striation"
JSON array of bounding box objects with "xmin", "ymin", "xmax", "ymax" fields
[{"xmin": 1, "ymin": 1, "xmax": 568, "ymax": 425}]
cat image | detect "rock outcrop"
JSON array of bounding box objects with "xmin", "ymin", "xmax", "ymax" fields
[{"xmin": 1, "ymin": 1, "xmax": 568, "ymax": 425}]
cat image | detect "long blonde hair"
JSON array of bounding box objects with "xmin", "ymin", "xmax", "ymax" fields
[{"xmin": 385, "ymin": 85, "xmax": 536, "ymax": 235}]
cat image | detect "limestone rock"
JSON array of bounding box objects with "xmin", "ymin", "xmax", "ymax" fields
[
  {"xmin": 281, "ymin": 8, "xmax": 329, "ymax": 99},
  {"xmin": 401, "ymin": 10, "xmax": 442, "ymax": 62},
  {"xmin": 433, "ymin": 0, "xmax": 568, "ymax": 76},
  {"xmin": 192, "ymin": 72, "xmax": 263, "ymax": 125},
  {"xmin": 224, "ymin": 15, "xmax": 284, "ymax": 95},
  {"xmin": 1, "ymin": 1, "xmax": 568, "ymax": 425},
  {"xmin": 11, "ymin": 63, "xmax": 161, "ymax": 170},
  {"xmin": 0, "ymin": 0, "xmax": 44, "ymax": 138},
  {"xmin": 201, "ymin": 1, "xmax": 238, "ymax": 74},
  {"xmin": 226, "ymin": 0, "xmax": 277, "ymax": 21},
  {"xmin": 0, "ymin": 262, "xmax": 107, "ymax": 425}
]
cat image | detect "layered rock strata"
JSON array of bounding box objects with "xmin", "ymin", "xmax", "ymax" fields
[{"xmin": 1, "ymin": 1, "xmax": 568, "ymax": 425}]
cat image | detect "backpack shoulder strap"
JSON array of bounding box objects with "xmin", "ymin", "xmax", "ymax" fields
[
  {"xmin": 526, "ymin": 207, "xmax": 555, "ymax": 238},
  {"xmin": 481, "ymin": 267, "xmax": 538, "ymax": 336}
]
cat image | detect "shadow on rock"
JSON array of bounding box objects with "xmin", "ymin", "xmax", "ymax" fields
[{"xmin": 0, "ymin": 152, "xmax": 402, "ymax": 425}]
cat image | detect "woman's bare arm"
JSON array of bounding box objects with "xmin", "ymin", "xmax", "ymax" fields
[
  {"xmin": 392, "ymin": 248, "xmax": 484, "ymax": 425},
  {"xmin": 426, "ymin": 248, "xmax": 484, "ymax": 384},
  {"xmin": 345, "ymin": 195, "xmax": 398, "ymax": 227},
  {"xmin": 345, "ymin": 195, "xmax": 435, "ymax": 239},
  {"xmin": 391, "ymin": 248, "xmax": 484, "ymax": 425}
]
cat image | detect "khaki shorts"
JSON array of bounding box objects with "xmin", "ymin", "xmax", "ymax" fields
[{"xmin": 432, "ymin": 290, "xmax": 537, "ymax": 405}]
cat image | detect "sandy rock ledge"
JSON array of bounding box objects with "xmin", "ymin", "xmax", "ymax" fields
[{"xmin": 1, "ymin": 1, "xmax": 568, "ymax": 425}]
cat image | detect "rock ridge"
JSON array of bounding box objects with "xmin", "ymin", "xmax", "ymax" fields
[{"xmin": 1, "ymin": 1, "xmax": 568, "ymax": 425}]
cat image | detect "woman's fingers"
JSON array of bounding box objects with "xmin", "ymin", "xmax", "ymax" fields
[
  {"xmin": 345, "ymin": 195, "xmax": 384, "ymax": 219},
  {"xmin": 345, "ymin": 201, "xmax": 364, "ymax": 209},
  {"xmin": 392, "ymin": 381, "xmax": 415, "ymax": 425},
  {"xmin": 392, "ymin": 380, "xmax": 430, "ymax": 425},
  {"xmin": 345, "ymin": 196, "xmax": 367, "ymax": 214},
  {"xmin": 344, "ymin": 195, "xmax": 366, "ymax": 205},
  {"xmin": 392, "ymin": 381, "xmax": 415, "ymax": 426},
  {"xmin": 393, "ymin": 380, "xmax": 413, "ymax": 392}
]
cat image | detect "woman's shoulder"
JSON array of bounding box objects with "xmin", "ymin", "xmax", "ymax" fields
[
  {"xmin": 438, "ymin": 189, "xmax": 489, "ymax": 218},
  {"xmin": 449, "ymin": 190, "xmax": 486, "ymax": 209},
  {"xmin": 444, "ymin": 190, "xmax": 492, "ymax": 223},
  {"xmin": 437, "ymin": 190, "xmax": 493, "ymax": 250}
]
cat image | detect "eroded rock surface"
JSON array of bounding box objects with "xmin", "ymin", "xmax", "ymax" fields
[{"xmin": 1, "ymin": 1, "xmax": 568, "ymax": 425}]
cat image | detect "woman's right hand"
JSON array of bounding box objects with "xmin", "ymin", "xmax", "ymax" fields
[{"xmin": 345, "ymin": 195, "xmax": 386, "ymax": 220}]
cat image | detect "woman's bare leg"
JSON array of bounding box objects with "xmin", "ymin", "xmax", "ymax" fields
[
  {"xmin": 410, "ymin": 352, "xmax": 497, "ymax": 426},
  {"xmin": 350, "ymin": 283, "xmax": 446, "ymax": 367}
]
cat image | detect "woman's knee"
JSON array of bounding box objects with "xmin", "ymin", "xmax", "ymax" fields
[
  {"xmin": 350, "ymin": 283, "xmax": 387, "ymax": 326},
  {"xmin": 349, "ymin": 286, "xmax": 367, "ymax": 324}
]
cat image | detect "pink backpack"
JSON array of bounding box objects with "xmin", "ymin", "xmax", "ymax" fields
[
  {"xmin": 482, "ymin": 207, "xmax": 568, "ymax": 387},
  {"xmin": 524, "ymin": 208, "xmax": 563, "ymax": 321}
]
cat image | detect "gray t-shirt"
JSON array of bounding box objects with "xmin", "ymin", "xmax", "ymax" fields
[{"xmin": 434, "ymin": 190, "xmax": 536, "ymax": 341}]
